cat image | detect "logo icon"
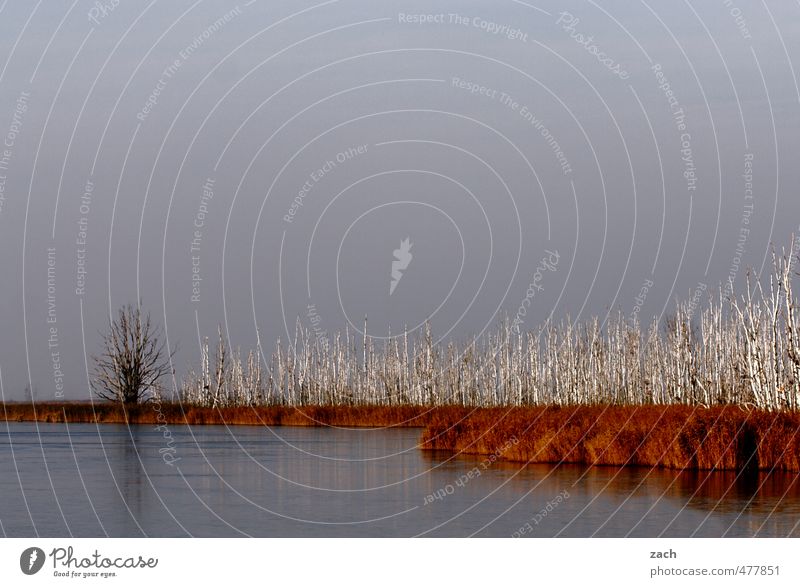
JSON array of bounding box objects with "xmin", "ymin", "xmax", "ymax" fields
[
  {"xmin": 390, "ymin": 237, "xmax": 413, "ymax": 295},
  {"xmin": 20, "ymin": 547, "xmax": 45, "ymax": 575}
]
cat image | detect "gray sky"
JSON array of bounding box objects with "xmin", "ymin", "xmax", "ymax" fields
[{"xmin": 0, "ymin": 0, "xmax": 799, "ymax": 400}]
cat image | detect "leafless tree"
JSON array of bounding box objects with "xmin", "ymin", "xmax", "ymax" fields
[{"xmin": 92, "ymin": 304, "xmax": 174, "ymax": 405}]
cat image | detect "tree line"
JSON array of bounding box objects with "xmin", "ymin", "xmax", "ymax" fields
[{"xmin": 93, "ymin": 242, "xmax": 800, "ymax": 412}]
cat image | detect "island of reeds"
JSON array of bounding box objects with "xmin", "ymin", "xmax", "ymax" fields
[{"xmin": 4, "ymin": 246, "xmax": 800, "ymax": 472}]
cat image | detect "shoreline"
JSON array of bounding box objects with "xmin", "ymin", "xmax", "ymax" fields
[
  {"xmin": 0, "ymin": 402, "xmax": 433, "ymax": 428},
  {"xmin": 2, "ymin": 402, "xmax": 799, "ymax": 472}
]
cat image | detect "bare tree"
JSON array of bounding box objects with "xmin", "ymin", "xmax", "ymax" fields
[{"xmin": 92, "ymin": 304, "xmax": 174, "ymax": 405}]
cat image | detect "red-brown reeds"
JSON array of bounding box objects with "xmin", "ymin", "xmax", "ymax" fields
[
  {"xmin": 420, "ymin": 405, "xmax": 800, "ymax": 472},
  {"xmin": 0, "ymin": 402, "xmax": 432, "ymax": 428},
  {"xmin": 4, "ymin": 402, "xmax": 798, "ymax": 471}
]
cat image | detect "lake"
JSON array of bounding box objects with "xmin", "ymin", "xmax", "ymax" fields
[{"xmin": 1, "ymin": 422, "xmax": 798, "ymax": 537}]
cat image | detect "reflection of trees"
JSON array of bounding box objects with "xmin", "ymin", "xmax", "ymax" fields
[
  {"xmin": 670, "ymin": 468, "xmax": 800, "ymax": 516},
  {"xmin": 112, "ymin": 425, "xmax": 145, "ymax": 535},
  {"xmin": 421, "ymin": 451, "xmax": 800, "ymax": 523}
]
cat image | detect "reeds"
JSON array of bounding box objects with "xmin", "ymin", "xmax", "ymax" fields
[
  {"xmin": 4, "ymin": 402, "xmax": 798, "ymax": 471},
  {"xmin": 0, "ymin": 402, "xmax": 431, "ymax": 427},
  {"xmin": 180, "ymin": 243, "xmax": 800, "ymax": 412},
  {"xmin": 420, "ymin": 406, "xmax": 800, "ymax": 472}
]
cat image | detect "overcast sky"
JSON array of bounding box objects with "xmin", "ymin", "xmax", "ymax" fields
[{"xmin": 0, "ymin": 0, "xmax": 799, "ymax": 400}]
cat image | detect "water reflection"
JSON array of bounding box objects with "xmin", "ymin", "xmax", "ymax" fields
[
  {"xmin": 118, "ymin": 425, "xmax": 145, "ymax": 518},
  {"xmin": 421, "ymin": 449, "xmax": 800, "ymax": 515},
  {"xmin": 670, "ymin": 468, "xmax": 800, "ymax": 515},
  {"xmin": 1, "ymin": 423, "xmax": 797, "ymax": 537}
]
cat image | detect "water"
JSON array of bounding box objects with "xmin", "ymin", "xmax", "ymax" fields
[{"xmin": 1, "ymin": 422, "xmax": 798, "ymax": 537}]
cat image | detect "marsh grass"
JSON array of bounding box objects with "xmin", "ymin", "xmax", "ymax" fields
[
  {"xmin": 3, "ymin": 402, "xmax": 798, "ymax": 471},
  {"xmin": 420, "ymin": 405, "xmax": 800, "ymax": 472}
]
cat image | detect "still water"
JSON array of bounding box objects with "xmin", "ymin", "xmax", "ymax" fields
[{"xmin": 1, "ymin": 422, "xmax": 797, "ymax": 537}]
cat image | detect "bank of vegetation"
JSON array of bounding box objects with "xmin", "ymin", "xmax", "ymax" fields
[
  {"xmin": 4, "ymin": 243, "xmax": 800, "ymax": 473},
  {"xmin": 180, "ymin": 248, "xmax": 800, "ymax": 412},
  {"xmin": 3, "ymin": 403, "xmax": 799, "ymax": 472}
]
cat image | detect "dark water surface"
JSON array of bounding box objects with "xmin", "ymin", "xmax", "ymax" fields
[{"xmin": 1, "ymin": 422, "xmax": 798, "ymax": 537}]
